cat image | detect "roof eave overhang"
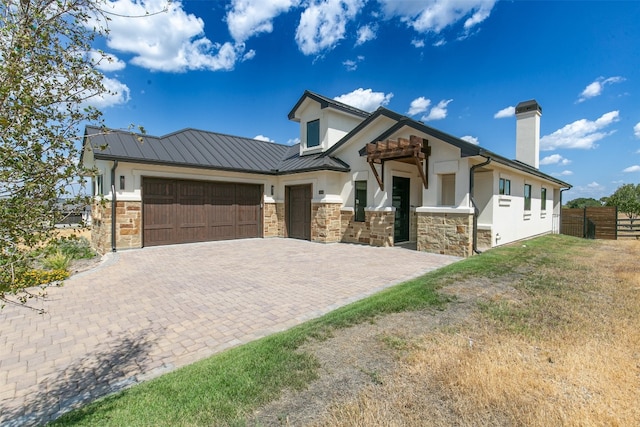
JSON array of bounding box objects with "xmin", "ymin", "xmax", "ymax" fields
[
  {"xmin": 477, "ymin": 149, "xmax": 572, "ymax": 188},
  {"xmin": 275, "ymin": 166, "xmax": 350, "ymax": 175},
  {"xmin": 92, "ymin": 154, "xmax": 279, "ymax": 176}
]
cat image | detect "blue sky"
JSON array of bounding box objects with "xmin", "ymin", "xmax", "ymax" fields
[{"xmin": 87, "ymin": 0, "xmax": 640, "ymax": 202}]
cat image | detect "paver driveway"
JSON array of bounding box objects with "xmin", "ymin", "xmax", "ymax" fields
[{"xmin": 0, "ymin": 238, "xmax": 459, "ymax": 426}]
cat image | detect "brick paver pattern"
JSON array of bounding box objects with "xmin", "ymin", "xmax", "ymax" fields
[{"xmin": 0, "ymin": 238, "xmax": 459, "ymax": 425}]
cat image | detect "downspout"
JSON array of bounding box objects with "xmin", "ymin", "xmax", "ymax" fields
[
  {"xmin": 470, "ymin": 155, "xmax": 492, "ymax": 254},
  {"xmin": 559, "ymin": 187, "xmax": 571, "ymax": 235},
  {"xmin": 110, "ymin": 160, "xmax": 118, "ymax": 252}
]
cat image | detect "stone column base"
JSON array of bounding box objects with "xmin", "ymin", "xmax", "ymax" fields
[{"xmin": 416, "ymin": 210, "xmax": 473, "ymax": 257}]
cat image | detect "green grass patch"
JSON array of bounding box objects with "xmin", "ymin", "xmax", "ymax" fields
[{"xmin": 53, "ymin": 234, "xmax": 592, "ymax": 426}]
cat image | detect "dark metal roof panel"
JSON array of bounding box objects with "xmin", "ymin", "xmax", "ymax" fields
[
  {"xmin": 275, "ymin": 144, "xmax": 350, "ymax": 173},
  {"xmin": 85, "ymin": 126, "xmax": 290, "ymax": 173}
]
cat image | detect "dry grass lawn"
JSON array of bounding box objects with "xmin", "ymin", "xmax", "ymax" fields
[{"xmin": 313, "ymin": 239, "xmax": 640, "ymax": 426}]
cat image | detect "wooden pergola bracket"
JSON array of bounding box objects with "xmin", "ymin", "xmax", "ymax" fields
[
  {"xmin": 369, "ymin": 160, "xmax": 384, "ymax": 191},
  {"xmin": 366, "ymin": 135, "xmax": 431, "ymax": 191}
]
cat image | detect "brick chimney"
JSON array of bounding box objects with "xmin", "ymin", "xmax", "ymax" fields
[{"xmin": 515, "ymin": 100, "xmax": 542, "ymax": 169}]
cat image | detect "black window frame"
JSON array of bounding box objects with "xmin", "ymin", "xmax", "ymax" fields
[
  {"xmin": 306, "ymin": 119, "xmax": 320, "ymax": 148},
  {"xmin": 354, "ymin": 180, "xmax": 367, "ymax": 222},
  {"xmin": 524, "ymin": 184, "xmax": 532, "ymax": 211},
  {"xmin": 499, "ymin": 178, "xmax": 511, "ymax": 195},
  {"xmin": 541, "ymin": 187, "xmax": 547, "ymax": 211}
]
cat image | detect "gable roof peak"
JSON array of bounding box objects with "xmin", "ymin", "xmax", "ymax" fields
[{"xmin": 288, "ymin": 90, "xmax": 371, "ymax": 121}]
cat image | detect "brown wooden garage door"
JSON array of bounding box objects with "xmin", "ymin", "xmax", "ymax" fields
[{"xmin": 143, "ymin": 178, "xmax": 262, "ymax": 247}]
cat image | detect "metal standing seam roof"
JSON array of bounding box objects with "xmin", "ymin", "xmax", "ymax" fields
[{"xmin": 83, "ymin": 126, "xmax": 350, "ymax": 175}]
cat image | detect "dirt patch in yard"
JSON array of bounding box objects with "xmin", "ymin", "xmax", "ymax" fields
[{"xmin": 248, "ymin": 239, "xmax": 640, "ymax": 426}]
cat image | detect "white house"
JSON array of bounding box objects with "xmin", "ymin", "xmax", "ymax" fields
[{"xmin": 80, "ymin": 91, "xmax": 571, "ymax": 256}]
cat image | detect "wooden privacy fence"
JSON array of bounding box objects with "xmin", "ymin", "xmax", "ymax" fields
[
  {"xmin": 561, "ymin": 206, "xmax": 640, "ymax": 240},
  {"xmin": 561, "ymin": 207, "xmax": 618, "ymax": 240}
]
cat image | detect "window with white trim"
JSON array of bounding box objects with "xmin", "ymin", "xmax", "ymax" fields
[
  {"xmin": 306, "ymin": 119, "xmax": 320, "ymax": 148},
  {"xmin": 354, "ymin": 181, "xmax": 367, "ymax": 222}
]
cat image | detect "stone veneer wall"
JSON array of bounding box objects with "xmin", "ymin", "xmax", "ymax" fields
[
  {"xmin": 410, "ymin": 209, "xmax": 418, "ymax": 243},
  {"xmin": 90, "ymin": 201, "xmax": 142, "ymax": 254},
  {"xmin": 416, "ymin": 211, "xmax": 473, "ymax": 257},
  {"xmin": 311, "ymin": 203, "xmax": 342, "ymax": 243},
  {"xmin": 264, "ymin": 202, "xmax": 285, "ymax": 237},
  {"xmin": 477, "ymin": 228, "xmax": 492, "ymax": 250},
  {"xmin": 340, "ymin": 210, "xmax": 370, "ymax": 244},
  {"xmin": 368, "ymin": 210, "xmax": 395, "ymax": 247}
]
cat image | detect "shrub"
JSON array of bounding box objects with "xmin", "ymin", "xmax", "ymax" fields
[
  {"xmin": 13, "ymin": 269, "xmax": 69, "ymax": 289},
  {"xmin": 40, "ymin": 236, "xmax": 96, "ymax": 260},
  {"xmin": 42, "ymin": 250, "xmax": 72, "ymax": 271}
]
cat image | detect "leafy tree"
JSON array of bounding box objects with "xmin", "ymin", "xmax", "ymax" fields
[
  {"xmin": 564, "ymin": 197, "xmax": 602, "ymax": 209},
  {"xmin": 606, "ymin": 183, "xmax": 640, "ymax": 225},
  {"xmin": 1, "ymin": 0, "xmax": 108, "ymax": 306}
]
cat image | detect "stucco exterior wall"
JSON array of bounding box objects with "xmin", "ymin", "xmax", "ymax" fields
[{"xmin": 490, "ymin": 167, "xmax": 556, "ymax": 247}]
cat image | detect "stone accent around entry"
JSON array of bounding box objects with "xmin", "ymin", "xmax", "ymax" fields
[
  {"xmin": 416, "ymin": 208, "xmax": 473, "ymax": 257},
  {"xmin": 367, "ymin": 209, "xmax": 395, "ymax": 247},
  {"xmin": 312, "ymin": 202, "xmax": 342, "ymax": 243},
  {"xmin": 264, "ymin": 202, "xmax": 285, "ymax": 238},
  {"xmin": 91, "ymin": 200, "xmax": 142, "ymax": 254},
  {"xmin": 340, "ymin": 209, "xmax": 370, "ymax": 244}
]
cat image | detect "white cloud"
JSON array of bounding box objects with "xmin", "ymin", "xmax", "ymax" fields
[
  {"xmin": 242, "ymin": 49, "xmax": 256, "ymax": 61},
  {"xmin": 460, "ymin": 135, "xmax": 479, "ymax": 145},
  {"xmin": 254, "ymin": 134, "xmax": 275, "ymax": 142},
  {"xmin": 287, "ymin": 137, "xmax": 301, "ymax": 145},
  {"xmin": 623, "ymin": 165, "xmax": 640, "ymax": 173},
  {"xmin": 407, "ymin": 96, "xmax": 431, "ymax": 116},
  {"xmin": 295, "ymin": 0, "xmax": 365, "ymax": 55},
  {"xmin": 355, "ymin": 24, "xmax": 376, "ymax": 46},
  {"xmin": 587, "ymin": 182, "xmax": 602, "ymax": 189},
  {"xmin": 553, "ymin": 170, "xmax": 573, "ymax": 177},
  {"xmin": 634, "ymin": 122, "xmax": 640, "ymax": 139},
  {"xmin": 378, "ymin": 0, "xmax": 497, "ymax": 34},
  {"xmin": 85, "ymin": 76, "xmax": 131, "ymax": 109},
  {"xmin": 540, "ymin": 154, "xmax": 571, "ymax": 166},
  {"xmin": 422, "ymin": 99, "xmax": 453, "ymax": 121},
  {"xmin": 577, "ymin": 76, "xmax": 625, "ymax": 102},
  {"xmin": 88, "ymin": 50, "xmax": 126, "ymax": 72},
  {"xmin": 540, "ymin": 111, "xmax": 620, "ymax": 151},
  {"xmin": 343, "ymin": 56, "xmax": 364, "ymax": 71},
  {"xmin": 95, "ymin": 0, "xmax": 240, "ymax": 72},
  {"xmin": 432, "ymin": 38, "xmax": 446, "ymax": 47},
  {"xmin": 411, "ymin": 39, "xmax": 425, "ymax": 48},
  {"xmin": 226, "ymin": 0, "xmax": 299, "ymax": 43},
  {"xmin": 494, "ymin": 106, "xmax": 515, "ymax": 119},
  {"xmin": 334, "ymin": 88, "xmax": 393, "ymax": 112},
  {"xmin": 343, "ymin": 59, "xmax": 357, "ymax": 71}
]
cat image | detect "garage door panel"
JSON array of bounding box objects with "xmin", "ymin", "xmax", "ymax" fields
[
  {"xmin": 143, "ymin": 178, "xmax": 261, "ymax": 247},
  {"xmin": 143, "ymin": 179, "xmax": 177, "ymax": 246},
  {"xmin": 178, "ymin": 181, "xmax": 207, "ymax": 242}
]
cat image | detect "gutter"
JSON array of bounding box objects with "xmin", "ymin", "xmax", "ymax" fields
[
  {"xmin": 110, "ymin": 160, "xmax": 118, "ymax": 252},
  {"xmin": 470, "ymin": 155, "xmax": 492, "ymax": 255}
]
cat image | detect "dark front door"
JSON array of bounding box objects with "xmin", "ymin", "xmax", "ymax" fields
[
  {"xmin": 287, "ymin": 184, "xmax": 312, "ymax": 240},
  {"xmin": 392, "ymin": 176, "xmax": 410, "ymax": 243}
]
